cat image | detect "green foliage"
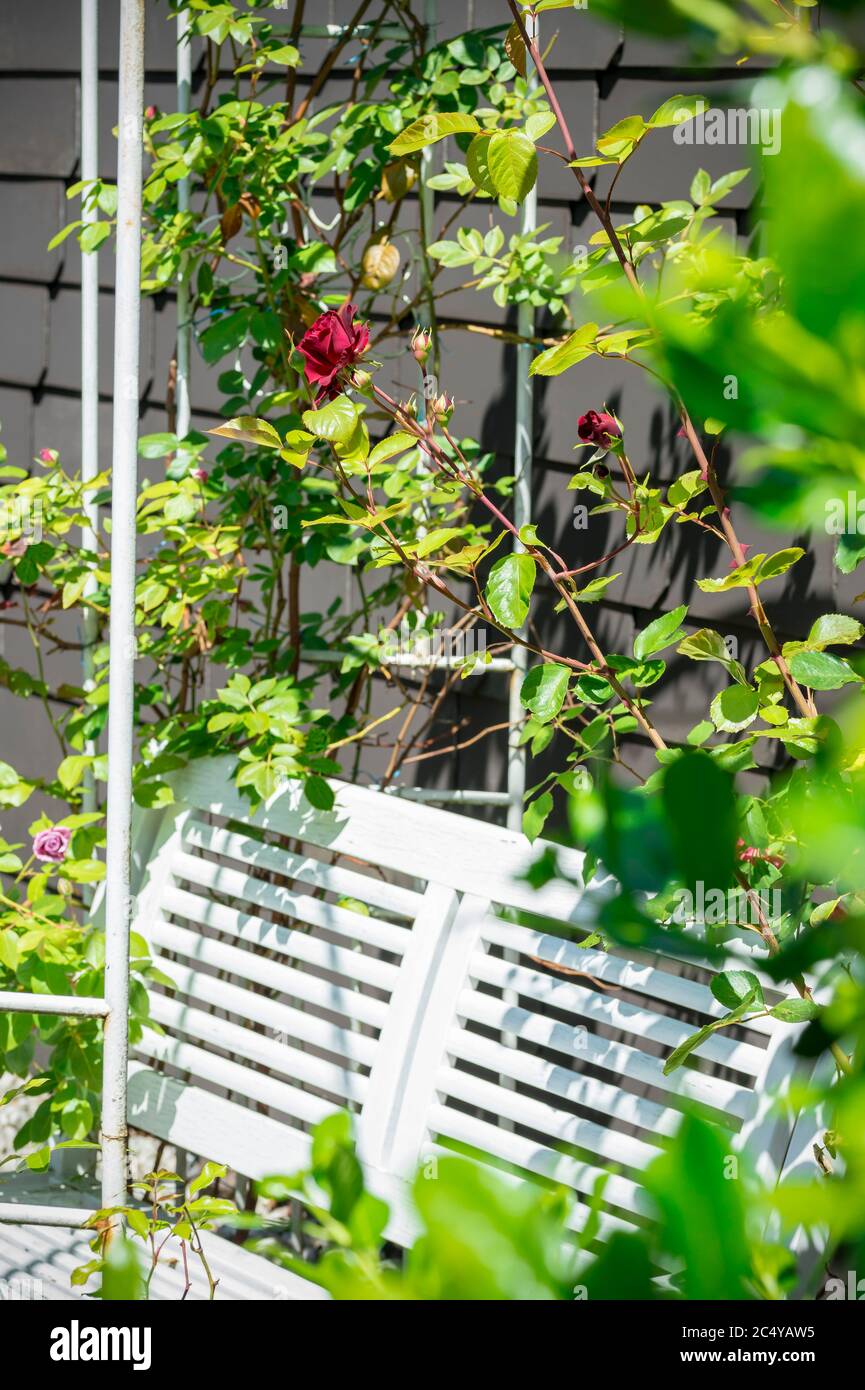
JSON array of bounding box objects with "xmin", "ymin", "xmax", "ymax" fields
[
  {"xmin": 249, "ymin": 1107, "xmax": 801, "ymax": 1300},
  {"xmin": 73, "ymin": 1164, "xmax": 236, "ymax": 1300},
  {"xmin": 4, "ymin": 0, "xmax": 865, "ymax": 1304},
  {"xmin": 0, "ymin": 3, "xmax": 512, "ymax": 1159}
]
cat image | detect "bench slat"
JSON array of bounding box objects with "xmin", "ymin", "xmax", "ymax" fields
[
  {"xmin": 135, "ymin": 1030, "xmax": 352, "ymax": 1124},
  {"xmin": 150, "ymin": 904, "xmax": 400, "ymax": 994},
  {"xmin": 147, "ymin": 950, "xmax": 388, "ymax": 1035},
  {"xmin": 168, "ymin": 850, "xmax": 411, "ymax": 957},
  {"xmin": 428, "ymin": 1099, "xmax": 652, "ymax": 1217},
  {"xmin": 145, "ymin": 991, "xmax": 371, "ymax": 1104},
  {"xmin": 446, "ymin": 1024, "xmax": 682, "ymax": 1138},
  {"xmin": 457, "ymin": 987, "xmax": 752, "ymax": 1121},
  {"xmin": 437, "ymin": 1063, "xmax": 661, "ymax": 1181},
  {"xmin": 483, "ymin": 917, "xmax": 780, "ymax": 1038},
  {"xmin": 183, "ymin": 819, "xmax": 423, "ymax": 920},
  {"xmin": 469, "ymin": 949, "xmax": 769, "ymax": 1076},
  {"xmin": 148, "ymin": 960, "xmax": 377, "ymax": 1068}
]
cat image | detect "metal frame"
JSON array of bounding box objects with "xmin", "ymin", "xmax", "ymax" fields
[
  {"xmin": 175, "ymin": 8, "xmax": 192, "ymax": 443},
  {"xmin": 506, "ymin": 11, "xmax": 537, "ymax": 832},
  {"xmin": 0, "ymin": 0, "xmax": 146, "ymax": 1232},
  {"xmin": 80, "ymin": 0, "xmax": 100, "ymax": 818}
]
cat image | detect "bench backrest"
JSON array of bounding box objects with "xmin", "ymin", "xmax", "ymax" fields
[{"xmin": 124, "ymin": 757, "xmax": 808, "ymax": 1250}]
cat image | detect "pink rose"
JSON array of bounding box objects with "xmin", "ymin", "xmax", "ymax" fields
[
  {"xmin": 38, "ymin": 448, "xmax": 57, "ymax": 463},
  {"xmin": 192, "ymin": 468, "xmax": 208, "ymax": 482},
  {"xmin": 1, "ymin": 537, "xmax": 30, "ymax": 558},
  {"xmin": 577, "ymin": 410, "xmax": 621, "ymax": 448},
  {"xmin": 32, "ymin": 826, "xmax": 72, "ymax": 864},
  {"xmin": 297, "ymin": 302, "xmax": 370, "ymax": 402}
]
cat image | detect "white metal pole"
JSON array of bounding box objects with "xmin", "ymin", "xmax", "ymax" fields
[
  {"xmin": 101, "ymin": 0, "xmax": 145, "ymax": 1215},
  {"xmin": 81, "ymin": 0, "xmax": 99, "ymax": 817},
  {"xmin": 506, "ymin": 12, "xmax": 538, "ymax": 834},
  {"xmin": 417, "ymin": 0, "xmax": 437, "ymax": 429},
  {"xmin": 501, "ymin": 14, "xmax": 539, "ymax": 1102},
  {"xmin": 175, "ymin": 7, "xmax": 192, "ymax": 441}
]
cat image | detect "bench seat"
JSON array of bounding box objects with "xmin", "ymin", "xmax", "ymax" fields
[{"xmin": 0, "ymin": 757, "xmax": 820, "ymax": 1298}]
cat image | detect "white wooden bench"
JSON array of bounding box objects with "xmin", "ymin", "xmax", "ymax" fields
[{"xmin": 0, "ymin": 756, "xmax": 819, "ymax": 1299}]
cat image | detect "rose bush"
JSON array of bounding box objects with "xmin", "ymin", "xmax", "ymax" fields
[{"xmin": 2, "ymin": 0, "xmax": 865, "ymax": 1302}]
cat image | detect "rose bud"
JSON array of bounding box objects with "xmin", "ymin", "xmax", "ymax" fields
[
  {"xmin": 432, "ymin": 392, "xmax": 454, "ymax": 425},
  {"xmin": 577, "ymin": 409, "xmax": 622, "ymax": 449},
  {"xmin": 410, "ymin": 326, "xmax": 432, "ymax": 365},
  {"xmin": 38, "ymin": 447, "xmax": 58, "ymax": 464},
  {"xmin": 145, "ymin": 105, "xmax": 158, "ymax": 120},
  {"xmin": 192, "ymin": 468, "xmax": 208, "ymax": 482},
  {"xmin": 297, "ymin": 301, "xmax": 370, "ymax": 403}
]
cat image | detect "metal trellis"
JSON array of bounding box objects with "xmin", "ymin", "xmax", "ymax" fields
[{"xmin": 0, "ymin": 0, "xmax": 145, "ymax": 1231}]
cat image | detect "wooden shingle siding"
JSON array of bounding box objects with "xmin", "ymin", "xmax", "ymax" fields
[{"xmin": 0, "ymin": 1, "xmax": 853, "ymax": 817}]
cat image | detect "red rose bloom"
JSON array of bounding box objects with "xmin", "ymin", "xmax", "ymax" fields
[
  {"xmin": 297, "ymin": 302, "xmax": 370, "ymax": 401},
  {"xmin": 577, "ymin": 409, "xmax": 621, "ymax": 448}
]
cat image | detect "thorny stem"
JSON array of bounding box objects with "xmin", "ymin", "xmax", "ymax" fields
[
  {"xmin": 366, "ymin": 380, "xmax": 668, "ymax": 752},
  {"xmin": 505, "ymin": 0, "xmax": 816, "ymax": 725},
  {"xmin": 738, "ymin": 873, "xmax": 851, "ymax": 1076}
]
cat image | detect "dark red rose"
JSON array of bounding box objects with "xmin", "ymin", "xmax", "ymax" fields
[
  {"xmin": 577, "ymin": 409, "xmax": 621, "ymax": 448},
  {"xmin": 297, "ymin": 302, "xmax": 370, "ymax": 401}
]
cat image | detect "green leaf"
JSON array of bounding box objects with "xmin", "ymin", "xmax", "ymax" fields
[
  {"xmin": 302, "ymin": 397, "xmax": 361, "ymax": 445},
  {"xmin": 677, "ymin": 628, "xmax": 747, "ymax": 686},
  {"xmin": 789, "ymin": 650, "xmax": 861, "ymax": 691},
  {"xmin": 62, "ymin": 858, "xmax": 106, "ymax": 884},
  {"xmin": 80, "ymin": 222, "xmax": 112, "ymax": 254},
  {"xmin": 710, "ymin": 685, "xmax": 759, "ymax": 733},
  {"xmin": 485, "ymin": 553, "xmax": 536, "ymax": 629},
  {"xmin": 525, "ymin": 111, "xmax": 557, "ymax": 143},
  {"xmin": 209, "ymin": 416, "xmax": 282, "ymax": 449},
  {"xmin": 47, "ymin": 219, "xmax": 83, "ymax": 250},
  {"xmin": 466, "ymin": 133, "xmax": 497, "ymax": 195},
  {"xmin": 806, "ymin": 614, "xmax": 865, "ymax": 650},
  {"xmin": 574, "ymin": 573, "xmax": 621, "ymax": 603},
  {"xmin": 0, "ymin": 932, "xmax": 20, "ymax": 971},
  {"xmin": 711, "ymin": 970, "xmax": 764, "ymax": 1010},
  {"xmin": 188, "ymin": 1159, "xmax": 227, "ymax": 1198},
  {"xmin": 649, "ymin": 94, "xmax": 706, "ymax": 128},
  {"xmin": 769, "ymin": 999, "xmax": 821, "ymax": 1022},
  {"xmin": 523, "ymin": 791, "xmax": 553, "ymax": 843},
  {"xmin": 633, "ymin": 605, "xmax": 687, "ymax": 661},
  {"xmin": 486, "ymin": 131, "xmax": 538, "ymax": 203},
  {"xmin": 596, "ymin": 114, "xmax": 646, "ymax": 158},
  {"xmin": 697, "ymin": 554, "xmax": 762, "ymax": 593},
  {"xmin": 663, "ymin": 994, "xmax": 756, "ymax": 1075},
  {"xmin": 707, "ymin": 542, "xmax": 801, "ymax": 591},
  {"xmin": 520, "ymin": 664, "xmax": 570, "ymax": 724},
  {"xmin": 267, "ymin": 43, "xmax": 300, "ymax": 65},
  {"xmin": 199, "ymin": 309, "xmax": 249, "ymax": 364},
  {"xmin": 101, "ymin": 1234, "xmax": 144, "ymax": 1302},
  {"xmin": 663, "ymin": 752, "xmax": 737, "ymax": 896},
  {"xmin": 304, "ymin": 775, "xmax": 335, "ymax": 812},
  {"xmin": 389, "ymin": 112, "xmax": 480, "ymax": 156},
  {"xmin": 530, "ymin": 322, "xmax": 598, "ymax": 377},
  {"xmin": 836, "ymin": 532, "xmax": 865, "ymax": 575},
  {"xmin": 755, "ymin": 548, "xmax": 805, "ymax": 584},
  {"xmin": 368, "ymin": 433, "xmax": 417, "ymax": 467}
]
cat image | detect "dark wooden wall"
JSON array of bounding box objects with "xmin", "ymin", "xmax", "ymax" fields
[{"xmin": 0, "ymin": 1, "xmax": 857, "ymax": 825}]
